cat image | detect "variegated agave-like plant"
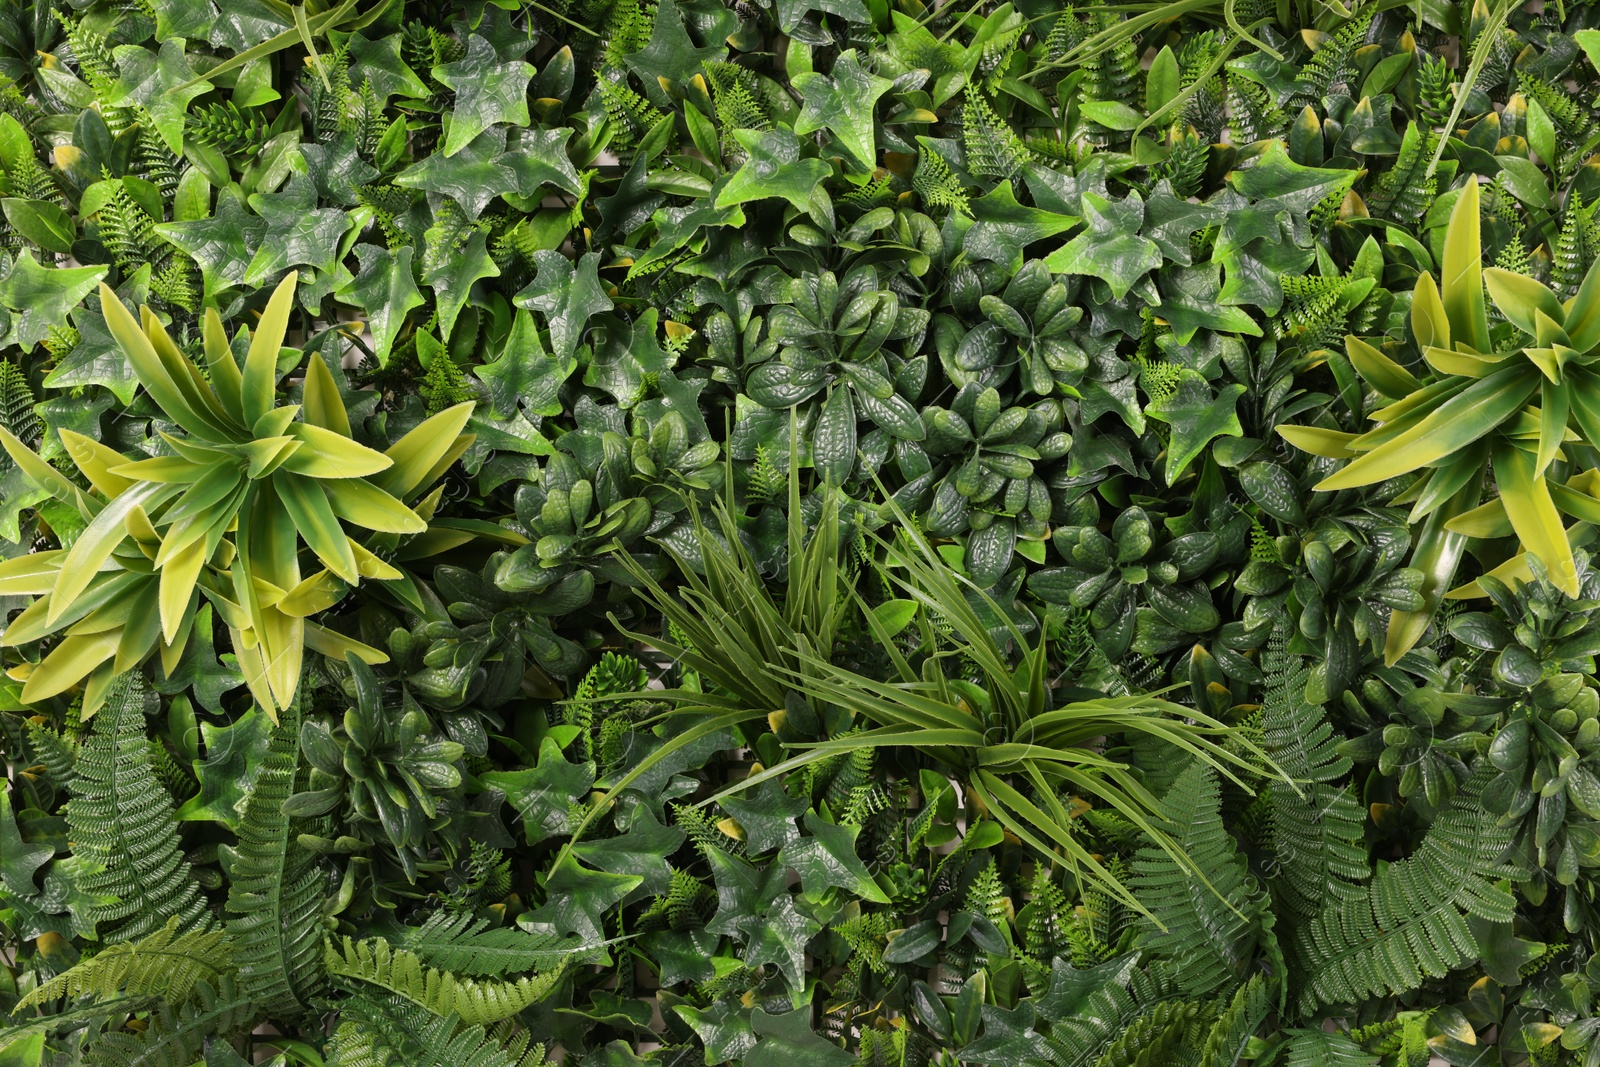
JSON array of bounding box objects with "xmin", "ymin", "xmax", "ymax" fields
[
  {"xmin": 0, "ymin": 274, "xmax": 475, "ymax": 718},
  {"xmin": 1282, "ymin": 178, "xmax": 1600, "ymax": 664}
]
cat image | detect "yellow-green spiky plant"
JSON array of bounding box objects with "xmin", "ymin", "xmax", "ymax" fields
[
  {"xmin": 0, "ymin": 274, "xmax": 475, "ymax": 718},
  {"xmin": 1281, "ymin": 179, "xmax": 1600, "ymax": 663}
]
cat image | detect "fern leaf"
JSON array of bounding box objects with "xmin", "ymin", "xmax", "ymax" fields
[
  {"xmin": 1130, "ymin": 761, "xmax": 1267, "ymax": 996},
  {"xmin": 961, "ymin": 88, "xmax": 1029, "ymax": 180},
  {"xmin": 0, "ymin": 359, "xmax": 39, "ymax": 444},
  {"xmin": 16, "ymin": 916, "xmax": 232, "ymax": 1011},
  {"xmin": 1273, "ymin": 1029, "xmax": 1378, "ymax": 1066},
  {"xmin": 1366, "ymin": 123, "xmax": 1437, "ymax": 222},
  {"xmin": 66, "ymin": 673, "xmax": 212, "ymax": 942},
  {"xmin": 225, "ymin": 705, "xmax": 328, "ymax": 1016},
  {"xmin": 1260, "ymin": 634, "xmax": 1369, "ymax": 922},
  {"xmin": 380, "ymin": 912, "xmax": 574, "ymax": 977},
  {"xmin": 1289, "ymin": 768, "xmax": 1525, "ymax": 1015},
  {"xmin": 1195, "ymin": 974, "xmax": 1273, "ymax": 1067},
  {"xmin": 80, "ymin": 976, "xmax": 254, "ymax": 1067},
  {"xmin": 331, "ymin": 993, "xmax": 535, "ymax": 1067},
  {"xmin": 325, "ymin": 937, "xmax": 564, "ymax": 1025}
]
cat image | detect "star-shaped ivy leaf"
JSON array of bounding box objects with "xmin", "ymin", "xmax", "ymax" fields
[
  {"xmin": 716, "ymin": 128, "xmax": 832, "ymax": 213},
  {"xmin": 44, "ymin": 284, "xmax": 140, "ymax": 403},
  {"xmin": 515, "ymin": 251, "xmax": 614, "ymax": 364},
  {"xmin": 792, "ymin": 50, "xmax": 892, "ymax": 169},
  {"xmin": 964, "ymin": 180, "xmax": 1079, "ymax": 271},
  {"xmin": 526, "ymin": 856, "xmax": 640, "ymax": 944},
  {"xmin": 1144, "ymin": 369, "xmax": 1245, "ymax": 485},
  {"xmin": 774, "ymin": 0, "xmax": 870, "ymax": 33},
  {"xmin": 1142, "ymin": 181, "xmax": 1227, "ymax": 266},
  {"xmin": 245, "ymin": 175, "xmax": 356, "ymax": 285},
  {"xmin": 347, "ymin": 30, "xmax": 430, "ymax": 101},
  {"xmin": 434, "ymin": 34, "xmax": 535, "ymax": 157},
  {"xmin": 749, "ymin": 1008, "xmax": 855, "ymax": 1067},
  {"xmin": 585, "ymin": 309, "xmax": 673, "ymax": 408},
  {"xmin": 706, "ymin": 847, "xmax": 789, "ymax": 943},
  {"xmin": 424, "ymin": 228, "xmax": 501, "ymax": 342},
  {"xmin": 0, "ymin": 252, "xmax": 107, "ymax": 352},
  {"xmin": 482, "ymin": 736, "xmax": 596, "ymax": 845},
  {"xmin": 1042, "ymin": 192, "xmax": 1161, "ymax": 300},
  {"xmin": 395, "ymin": 127, "xmax": 518, "ymax": 219},
  {"xmin": 501, "ymin": 127, "xmax": 583, "ymax": 198},
  {"xmin": 153, "ymin": 605, "xmax": 244, "ymax": 713},
  {"xmin": 718, "ymin": 778, "xmax": 808, "ymax": 853},
  {"xmin": 301, "ymin": 133, "xmax": 380, "ymax": 206},
  {"xmin": 338, "ymin": 244, "xmax": 425, "ymax": 366},
  {"xmin": 111, "ymin": 39, "xmax": 211, "ymax": 155},
  {"xmin": 1215, "ymin": 236, "xmax": 1317, "ymax": 315},
  {"xmin": 0, "ymin": 788, "xmax": 52, "ymax": 896},
  {"xmin": 779, "ymin": 813, "xmax": 890, "ymax": 902},
  {"xmin": 744, "ymin": 894, "xmax": 821, "ymax": 991},
  {"xmin": 572, "ymin": 797, "xmax": 684, "ymax": 897},
  {"xmin": 962, "ymin": 1002, "xmax": 1046, "ymax": 1067},
  {"xmin": 479, "ymin": 309, "xmax": 577, "ymax": 417},
  {"xmin": 1155, "ymin": 263, "xmax": 1263, "ymax": 344},
  {"xmin": 674, "ymin": 999, "xmax": 758, "ymax": 1063},
  {"xmin": 159, "ymin": 189, "xmax": 267, "ymax": 297},
  {"xmin": 624, "ymin": 0, "xmax": 724, "ymax": 90},
  {"xmin": 626, "ymin": 187, "xmax": 745, "ymax": 280},
  {"xmin": 176, "ymin": 707, "xmax": 273, "ymax": 829},
  {"xmin": 1222, "ymin": 142, "xmax": 1354, "ymax": 249}
]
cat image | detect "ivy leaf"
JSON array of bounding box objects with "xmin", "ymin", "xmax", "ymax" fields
[
  {"xmin": 774, "ymin": 0, "xmax": 870, "ymax": 33},
  {"xmin": 434, "ymin": 34, "xmax": 535, "ymax": 157},
  {"xmin": 792, "ymin": 50, "xmax": 892, "ymax": 169},
  {"xmin": 301, "ymin": 133, "xmax": 380, "ymax": 206},
  {"xmin": 779, "ymin": 812, "xmax": 890, "ymax": 902},
  {"xmin": 1142, "ymin": 181, "xmax": 1227, "ymax": 266},
  {"xmin": 572, "ymin": 797, "xmax": 685, "ymax": 897},
  {"xmin": 706, "ymin": 848, "xmax": 788, "ymax": 941},
  {"xmin": 674, "ymin": 999, "xmax": 758, "ymax": 1064},
  {"xmin": 338, "ymin": 244, "xmax": 426, "ymax": 366},
  {"xmin": 483, "ymin": 736, "xmax": 597, "ymax": 845},
  {"xmin": 154, "ymin": 605, "xmax": 245, "ymax": 714},
  {"xmin": 501, "ymin": 127, "xmax": 583, "ymax": 198},
  {"xmin": 176, "ymin": 707, "xmax": 273, "ymax": 829},
  {"xmin": 586, "ymin": 309, "xmax": 673, "ymax": 409},
  {"xmin": 962, "ymin": 1002, "xmax": 1045, "ymax": 1067},
  {"xmin": 716, "ymin": 128, "xmax": 832, "ymax": 213},
  {"xmin": 0, "ymin": 252, "xmax": 107, "ymax": 352},
  {"xmin": 245, "ymin": 175, "xmax": 354, "ymax": 285},
  {"xmin": 717, "ymin": 778, "xmax": 808, "ymax": 853},
  {"xmin": 1042, "ymin": 192, "xmax": 1161, "ymax": 300},
  {"xmin": 526, "ymin": 856, "xmax": 641, "ymax": 944},
  {"xmin": 1155, "ymin": 264, "xmax": 1264, "ymax": 344},
  {"xmin": 479, "ymin": 309, "xmax": 576, "ymax": 417},
  {"xmin": 1145, "ymin": 369, "xmax": 1245, "ymax": 484},
  {"xmin": 110, "ymin": 39, "xmax": 210, "ymax": 155},
  {"xmin": 396, "ymin": 128, "xmax": 519, "ymax": 220},
  {"xmin": 626, "ymin": 189, "xmax": 745, "ymax": 281},
  {"xmin": 964, "ymin": 180, "xmax": 1078, "ymax": 271},
  {"xmin": 44, "ymin": 287, "xmax": 141, "ymax": 403},
  {"xmin": 748, "ymin": 1008, "xmax": 855, "ymax": 1067},
  {"xmin": 1223, "ymin": 142, "xmax": 1352, "ymax": 248},
  {"xmin": 515, "ymin": 251, "xmax": 615, "ymax": 364},
  {"xmin": 159, "ymin": 189, "xmax": 267, "ymax": 297},
  {"xmin": 623, "ymin": 0, "xmax": 725, "ymax": 90},
  {"xmin": 0, "ymin": 788, "xmax": 52, "ymax": 896},
  {"xmin": 1215, "ymin": 236, "xmax": 1317, "ymax": 314},
  {"xmin": 745, "ymin": 895, "xmax": 822, "ymax": 991},
  {"xmin": 347, "ymin": 30, "xmax": 430, "ymax": 101},
  {"xmin": 423, "ymin": 228, "xmax": 501, "ymax": 342}
]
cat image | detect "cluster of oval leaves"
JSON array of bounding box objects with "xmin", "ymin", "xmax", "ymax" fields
[{"xmin": 4, "ymin": 0, "xmax": 1600, "ymax": 1064}]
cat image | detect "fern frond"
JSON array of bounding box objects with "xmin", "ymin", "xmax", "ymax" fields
[
  {"xmin": 1289, "ymin": 14, "xmax": 1372, "ymax": 109},
  {"xmin": 912, "ymin": 142, "xmax": 969, "ymax": 214},
  {"xmin": 1196, "ymin": 974, "xmax": 1272, "ymax": 1067},
  {"xmin": 324, "ymin": 937, "xmax": 564, "ymax": 1025},
  {"xmin": 225, "ymin": 705, "xmax": 328, "ymax": 1016},
  {"xmin": 1260, "ymin": 635, "xmax": 1368, "ymax": 923},
  {"xmin": 66, "ymin": 673, "xmax": 212, "ymax": 942},
  {"xmin": 381, "ymin": 912, "xmax": 574, "ymax": 977},
  {"xmin": 1226, "ymin": 78, "xmax": 1286, "ymax": 144},
  {"xmin": 1130, "ymin": 761, "xmax": 1266, "ymax": 996},
  {"xmin": 1289, "ymin": 768, "xmax": 1525, "ymax": 1015},
  {"xmin": 16, "ymin": 917, "xmax": 233, "ymax": 1011},
  {"xmin": 80, "ymin": 976, "xmax": 254, "ymax": 1067},
  {"xmin": 332, "ymin": 993, "xmax": 536, "ymax": 1067},
  {"xmin": 1274, "ymin": 1029, "xmax": 1379, "ymax": 1066},
  {"xmin": 961, "ymin": 88, "xmax": 1028, "ymax": 180},
  {"xmin": 1096, "ymin": 997, "xmax": 1216, "ymax": 1066},
  {"xmin": 1366, "ymin": 123, "xmax": 1436, "ymax": 222},
  {"xmin": 0, "ymin": 360, "xmax": 39, "ymax": 444},
  {"xmin": 1553, "ymin": 196, "xmax": 1600, "ymax": 300}
]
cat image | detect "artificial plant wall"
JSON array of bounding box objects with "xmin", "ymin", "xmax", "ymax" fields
[{"xmin": 3, "ymin": 0, "xmax": 1600, "ymax": 1064}]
